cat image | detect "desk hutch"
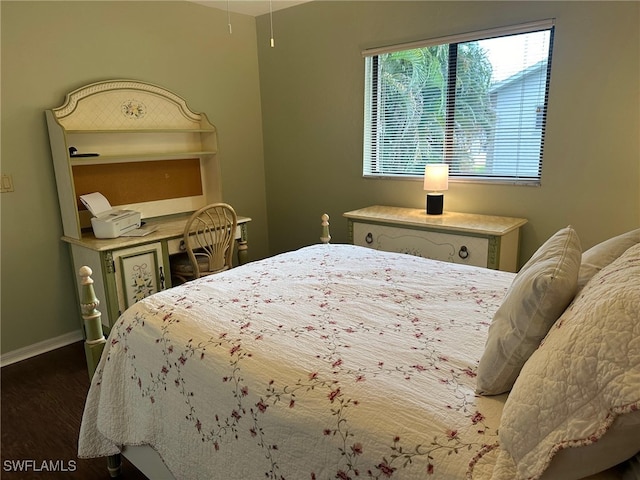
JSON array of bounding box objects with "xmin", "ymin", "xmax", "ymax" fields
[{"xmin": 46, "ymin": 79, "xmax": 250, "ymax": 330}]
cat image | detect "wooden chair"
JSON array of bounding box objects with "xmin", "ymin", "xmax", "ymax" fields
[{"xmin": 170, "ymin": 203, "xmax": 238, "ymax": 285}]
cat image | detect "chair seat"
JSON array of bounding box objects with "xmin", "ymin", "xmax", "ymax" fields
[
  {"xmin": 170, "ymin": 252, "xmax": 207, "ymax": 276},
  {"xmin": 170, "ymin": 251, "xmax": 228, "ymax": 284}
]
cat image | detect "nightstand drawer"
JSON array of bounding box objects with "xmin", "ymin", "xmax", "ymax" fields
[{"xmin": 353, "ymin": 222, "xmax": 488, "ymax": 267}]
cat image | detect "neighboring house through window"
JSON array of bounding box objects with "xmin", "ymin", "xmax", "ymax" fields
[{"xmin": 363, "ymin": 20, "xmax": 555, "ymax": 185}]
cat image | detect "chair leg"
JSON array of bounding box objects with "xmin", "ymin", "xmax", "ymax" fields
[{"xmin": 171, "ymin": 273, "xmax": 189, "ymax": 286}]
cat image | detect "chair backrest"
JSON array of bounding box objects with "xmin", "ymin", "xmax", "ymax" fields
[{"xmin": 182, "ymin": 203, "xmax": 238, "ymax": 278}]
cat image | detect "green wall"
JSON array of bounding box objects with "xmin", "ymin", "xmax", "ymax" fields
[
  {"xmin": 1, "ymin": 0, "xmax": 639, "ymax": 357},
  {"xmin": 0, "ymin": 1, "xmax": 269, "ymax": 354},
  {"xmin": 257, "ymin": 1, "xmax": 639, "ymax": 258}
]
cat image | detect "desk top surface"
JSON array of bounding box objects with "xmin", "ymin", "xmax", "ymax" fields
[{"xmin": 62, "ymin": 213, "xmax": 251, "ymax": 252}]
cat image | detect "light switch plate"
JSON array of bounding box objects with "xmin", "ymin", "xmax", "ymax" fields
[{"xmin": 1, "ymin": 174, "xmax": 14, "ymax": 193}]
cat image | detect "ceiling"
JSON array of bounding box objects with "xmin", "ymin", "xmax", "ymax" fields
[{"xmin": 191, "ymin": 0, "xmax": 312, "ymax": 17}]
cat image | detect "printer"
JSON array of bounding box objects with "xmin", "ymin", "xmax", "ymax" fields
[{"xmin": 80, "ymin": 192, "xmax": 142, "ymax": 239}]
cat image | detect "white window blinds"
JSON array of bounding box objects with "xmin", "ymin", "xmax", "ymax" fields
[{"xmin": 363, "ymin": 20, "xmax": 555, "ymax": 184}]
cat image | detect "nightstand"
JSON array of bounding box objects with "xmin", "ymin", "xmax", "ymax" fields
[{"xmin": 344, "ymin": 206, "xmax": 527, "ymax": 272}]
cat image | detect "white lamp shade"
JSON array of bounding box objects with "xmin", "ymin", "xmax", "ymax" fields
[{"xmin": 424, "ymin": 164, "xmax": 449, "ymax": 191}]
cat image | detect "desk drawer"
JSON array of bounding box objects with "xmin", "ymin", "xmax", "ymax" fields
[
  {"xmin": 167, "ymin": 225, "xmax": 245, "ymax": 255},
  {"xmin": 166, "ymin": 237, "xmax": 186, "ymax": 255},
  {"xmin": 353, "ymin": 222, "xmax": 489, "ymax": 268}
]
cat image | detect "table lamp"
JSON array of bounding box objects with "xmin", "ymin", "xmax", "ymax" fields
[{"xmin": 424, "ymin": 164, "xmax": 449, "ymax": 215}]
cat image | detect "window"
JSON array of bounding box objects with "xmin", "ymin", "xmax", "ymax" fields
[{"xmin": 363, "ymin": 20, "xmax": 555, "ymax": 184}]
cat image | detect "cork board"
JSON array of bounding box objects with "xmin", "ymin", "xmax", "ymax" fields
[{"xmin": 73, "ymin": 159, "xmax": 203, "ymax": 209}]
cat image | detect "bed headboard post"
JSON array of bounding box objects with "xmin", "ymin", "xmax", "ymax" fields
[
  {"xmin": 320, "ymin": 214, "xmax": 331, "ymax": 244},
  {"xmin": 78, "ymin": 266, "xmax": 107, "ymax": 379}
]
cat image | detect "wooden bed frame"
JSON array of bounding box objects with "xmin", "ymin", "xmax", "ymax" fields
[{"xmin": 78, "ymin": 214, "xmax": 331, "ymax": 478}]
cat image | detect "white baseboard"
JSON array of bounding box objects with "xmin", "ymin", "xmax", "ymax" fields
[{"xmin": 0, "ymin": 330, "xmax": 84, "ymax": 368}]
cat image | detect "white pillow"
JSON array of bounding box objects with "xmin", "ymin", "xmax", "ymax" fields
[
  {"xmin": 470, "ymin": 412, "xmax": 640, "ymax": 480},
  {"xmin": 577, "ymin": 228, "xmax": 640, "ymax": 290},
  {"xmin": 476, "ymin": 226, "xmax": 581, "ymax": 395},
  {"xmin": 498, "ymin": 242, "xmax": 640, "ymax": 479},
  {"xmin": 539, "ymin": 410, "xmax": 640, "ymax": 480}
]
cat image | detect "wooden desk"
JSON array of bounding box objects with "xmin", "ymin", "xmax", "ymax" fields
[
  {"xmin": 64, "ymin": 214, "xmax": 251, "ymax": 329},
  {"xmin": 46, "ymin": 80, "xmax": 247, "ymax": 332}
]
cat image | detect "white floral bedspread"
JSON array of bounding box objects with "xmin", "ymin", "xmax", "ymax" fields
[{"xmin": 78, "ymin": 244, "xmax": 515, "ymax": 479}]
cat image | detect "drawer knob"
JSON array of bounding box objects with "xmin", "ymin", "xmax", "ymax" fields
[
  {"xmin": 179, "ymin": 240, "xmax": 186, "ymax": 252},
  {"xmin": 458, "ymin": 246, "xmax": 469, "ymax": 259},
  {"xmin": 365, "ymin": 232, "xmax": 373, "ymax": 244}
]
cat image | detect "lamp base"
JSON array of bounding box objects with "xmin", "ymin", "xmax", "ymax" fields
[{"xmin": 426, "ymin": 193, "xmax": 444, "ymax": 215}]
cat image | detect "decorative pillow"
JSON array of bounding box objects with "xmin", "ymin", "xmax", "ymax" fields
[
  {"xmin": 539, "ymin": 409, "xmax": 640, "ymax": 480},
  {"xmin": 469, "ymin": 412, "xmax": 640, "ymax": 480},
  {"xmin": 577, "ymin": 228, "xmax": 640, "ymax": 291},
  {"xmin": 476, "ymin": 226, "xmax": 581, "ymax": 395},
  {"xmin": 497, "ymin": 242, "xmax": 640, "ymax": 480}
]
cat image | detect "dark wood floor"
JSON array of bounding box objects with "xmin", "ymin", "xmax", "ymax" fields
[{"xmin": 1, "ymin": 341, "xmax": 149, "ymax": 479}]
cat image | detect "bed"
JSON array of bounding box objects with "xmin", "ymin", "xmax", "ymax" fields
[{"xmin": 77, "ymin": 218, "xmax": 640, "ymax": 479}]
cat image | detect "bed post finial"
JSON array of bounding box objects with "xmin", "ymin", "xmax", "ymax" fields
[
  {"xmin": 79, "ymin": 266, "xmax": 107, "ymax": 380},
  {"xmin": 320, "ymin": 213, "xmax": 331, "ymax": 244}
]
